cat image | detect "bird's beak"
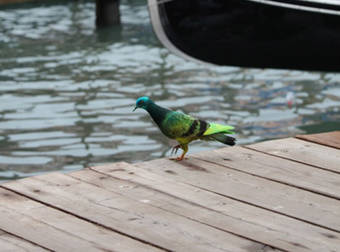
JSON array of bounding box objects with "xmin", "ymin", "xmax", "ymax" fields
[{"xmin": 133, "ymin": 107, "xmax": 137, "ymax": 112}]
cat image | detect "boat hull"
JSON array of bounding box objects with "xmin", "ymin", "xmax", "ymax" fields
[{"xmin": 149, "ymin": 0, "xmax": 340, "ymax": 71}]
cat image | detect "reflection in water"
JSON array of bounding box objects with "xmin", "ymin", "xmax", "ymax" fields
[{"xmin": 0, "ymin": 0, "xmax": 339, "ymax": 182}]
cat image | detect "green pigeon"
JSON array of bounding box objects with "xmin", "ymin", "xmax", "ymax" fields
[{"xmin": 133, "ymin": 96, "xmax": 235, "ymax": 161}]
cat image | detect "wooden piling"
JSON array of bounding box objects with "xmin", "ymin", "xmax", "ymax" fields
[{"xmin": 96, "ymin": 0, "xmax": 120, "ymax": 27}]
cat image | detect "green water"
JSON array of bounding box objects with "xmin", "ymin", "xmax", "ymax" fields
[{"xmin": 0, "ymin": 0, "xmax": 339, "ymax": 182}]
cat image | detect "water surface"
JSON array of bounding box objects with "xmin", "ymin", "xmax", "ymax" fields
[{"xmin": 0, "ymin": 0, "xmax": 339, "ymax": 182}]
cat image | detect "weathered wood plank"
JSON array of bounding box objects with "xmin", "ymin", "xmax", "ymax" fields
[
  {"xmin": 2, "ymin": 173, "xmax": 271, "ymax": 252},
  {"xmin": 247, "ymin": 138, "xmax": 340, "ymax": 173},
  {"xmin": 196, "ymin": 146, "xmax": 340, "ymax": 199},
  {"xmin": 0, "ymin": 231, "xmax": 47, "ymax": 252},
  {"xmin": 72, "ymin": 164, "xmax": 340, "ymax": 252},
  {"xmin": 133, "ymin": 155, "xmax": 340, "ymax": 233},
  {"xmin": 0, "ymin": 188, "xmax": 161, "ymax": 252},
  {"xmin": 296, "ymin": 131, "xmax": 340, "ymax": 149}
]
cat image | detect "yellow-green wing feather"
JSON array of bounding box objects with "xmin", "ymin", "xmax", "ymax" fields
[{"xmin": 203, "ymin": 123, "xmax": 234, "ymax": 136}]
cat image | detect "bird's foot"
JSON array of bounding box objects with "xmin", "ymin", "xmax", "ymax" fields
[
  {"xmin": 170, "ymin": 145, "xmax": 188, "ymax": 161},
  {"xmin": 170, "ymin": 145, "xmax": 181, "ymax": 155},
  {"xmin": 169, "ymin": 156, "xmax": 188, "ymax": 161}
]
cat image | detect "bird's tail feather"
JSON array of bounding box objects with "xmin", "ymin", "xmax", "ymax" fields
[
  {"xmin": 203, "ymin": 123, "xmax": 234, "ymax": 136},
  {"xmin": 210, "ymin": 133, "xmax": 236, "ymax": 146}
]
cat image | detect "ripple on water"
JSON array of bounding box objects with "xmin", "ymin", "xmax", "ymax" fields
[
  {"xmin": 9, "ymin": 131, "xmax": 75, "ymax": 141},
  {"xmin": 0, "ymin": 156, "xmax": 52, "ymax": 165}
]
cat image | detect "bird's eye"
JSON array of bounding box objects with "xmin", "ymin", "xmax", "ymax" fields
[{"xmin": 138, "ymin": 100, "xmax": 144, "ymax": 105}]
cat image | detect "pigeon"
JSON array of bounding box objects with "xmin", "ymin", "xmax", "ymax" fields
[{"xmin": 133, "ymin": 96, "xmax": 235, "ymax": 161}]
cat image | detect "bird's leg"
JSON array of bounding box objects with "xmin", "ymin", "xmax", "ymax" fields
[
  {"xmin": 176, "ymin": 144, "xmax": 188, "ymax": 161},
  {"xmin": 171, "ymin": 144, "xmax": 188, "ymax": 161},
  {"xmin": 171, "ymin": 145, "xmax": 181, "ymax": 155}
]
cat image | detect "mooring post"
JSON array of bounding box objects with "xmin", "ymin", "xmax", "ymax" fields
[{"xmin": 96, "ymin": 0, "xmax": 121, "ymax": 27}]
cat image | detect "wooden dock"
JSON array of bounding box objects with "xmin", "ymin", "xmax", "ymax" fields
[{"xmin": 0, "ymin": 131, "xmax": 340, "ymax": 252}]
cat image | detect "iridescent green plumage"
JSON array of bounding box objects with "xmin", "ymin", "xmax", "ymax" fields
[{"xmin": 134, "ymin": 96, "xmax": 235, "ymax": 160}]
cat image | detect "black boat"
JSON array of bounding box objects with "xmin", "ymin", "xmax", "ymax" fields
[{"xmin": 148, "ymin": 0, "xmax": 340, "ymax": 71}]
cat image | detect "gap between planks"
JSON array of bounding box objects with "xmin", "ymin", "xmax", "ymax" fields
[
  {"xmin": 2, "ymin": 172, "xmax": 276, "ymax": 252},
  {"xmin": 75, "ymin": 168, "xmax": 284, "ymax": 252},
  {"xmin": 133, "ymin": 154, "xmax": 340, "ymax": 233},
  {"xmin": 0, "ymin": 228, "xmax": 49, "ymax": 252},
  {"xmin": 0, "ymin": 187, "xmax": 165, "ymax": 252},
  {"xmin": 1, "ymin": 132, "xmax": 339, "ymax": 252},
  {"xmin": 195, "ymin": 153, "xmax": 340, "ymax": 202},
  {"xmin": 296, "ymin": 131, "xmax": 340, "ymax": 150},
  {"xmin": 85, "ymin": 163, "xmax": 340, "ymax": 252},
  {"xmin": 245, "ymin": 137, "xmax": 340, "ymax": 174},
  {"xmin": 191, "ymin": 145, "xmax": 340, "ymax": 201}
]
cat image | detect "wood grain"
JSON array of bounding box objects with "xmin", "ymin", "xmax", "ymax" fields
[
  {"xmin": 1, "ymin": 131, "xmax": 339, "ymax": 252},
  {"xmin": 195, "ymin": 146, "xmax": 340, "ymax": 199},
  {"xmin": 2, "ymin": 172, "xmax": 270, "ymax": 252},
  {"xmin": 0, "ymin": 188, "xmax": 161, "ymax": 252},
  {"xmin": 296, "ymin": 131, "xmax": 340, "ymax": 149},
  {"xmin": 75, "ymin": 164, "xmax": 340, "ymax": 252},
  {"xmin": 247, "ymin": 138, "xmax": 340, "ymax": 173},
  {"xmin": 133, "ymin": 154, "xmax": 340, "ymax": 233},
  {"xmin": 0, "ymin": 231, "xmax": 47, "ymax": 252}
]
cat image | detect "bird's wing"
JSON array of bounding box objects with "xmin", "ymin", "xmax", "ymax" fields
[
  {"xmin": 161, "ymin": 112, "xmax": 200, "ymax": 139},
  {"xmin": 162, "ymin": 112, "xmax": 234, "ymax": 143},
  {"xmin": 162, "ymin": 111, "xmax": 218, "ymax": 143}
]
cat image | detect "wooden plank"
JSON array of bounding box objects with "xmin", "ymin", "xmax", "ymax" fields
[
  {"xmin": 0, "ymin": 231, "xmax": 47, "ymax": 252},
  {"xmin": 296, "ymin": 131, "xmax": 340, "ymax": 149},
  {"xmin": 0, "ymin": 188, "xmax": 160, "ymax": 252},
  {"xmin": 2, "ymin": 173, "xmax": 271, "ymax": 252},
  {"xmin": 133, "ymin": 155, "xmax": 340, "ymax": 233},
  {"xmin": 247, "ymin": 138, "xmax": 340, "ymax": 173},
  {"xmin": 72, "ymin": 164, "xmax": 340, "ymax": 252},
  {"xmin": 197, "ymin": 146, "xmax": 340, "ymax": 199}
]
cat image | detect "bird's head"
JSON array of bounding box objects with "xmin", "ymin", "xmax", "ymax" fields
[{"xmin": 133, "ymin": 96, "xmax": 153, "ymax": 111}]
